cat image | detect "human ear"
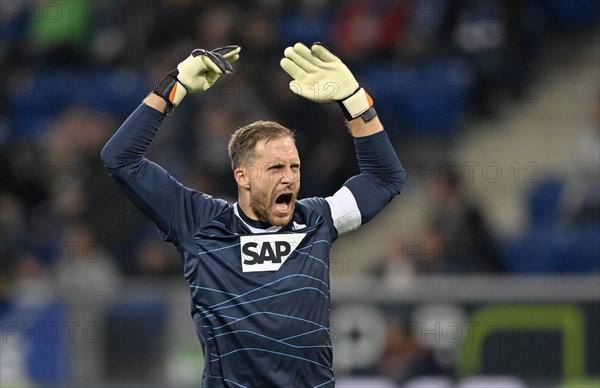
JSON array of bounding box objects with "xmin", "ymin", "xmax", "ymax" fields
[{"xmin": 234, "ymin": 167, "xmax": 251, "ymax": 189}]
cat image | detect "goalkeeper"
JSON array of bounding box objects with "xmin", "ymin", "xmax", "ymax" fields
[{"xmin": 101, "ymin": 42, "xmax": 405, "ymax": 387}]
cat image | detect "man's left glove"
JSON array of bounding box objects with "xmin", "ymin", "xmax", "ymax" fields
[
  {"xmin": 154, "ymin": 45, "xmax": 241, "ymax": 114},
  {"xmin": 280, "ymin": 42, "xmax": 376, "ymax": 122}
]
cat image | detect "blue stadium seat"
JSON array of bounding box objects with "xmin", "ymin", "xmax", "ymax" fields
[
  {"xmin": 527, "ymin": 178, "xmax": 564, "ymax": 229},
  {"xmin": 362, "ymin": 57, "xmax": 473, "ymax": 137},
  {"xmin": 8, "ymin": 68, "xmax": 146, "ymax": 140}
]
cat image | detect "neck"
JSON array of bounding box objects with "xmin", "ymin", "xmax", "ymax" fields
[
  {"xmin": 237, "ymin": 190, "xmax": 255, "ymax": 218},
  {"xmin": 235, "ymin": 203, "xmax": 278, "ymax": 230}
]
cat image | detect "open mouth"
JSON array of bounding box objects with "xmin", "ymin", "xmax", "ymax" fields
[{"xmin": 274, "ymin": 193, "xmax": 293, "ymax": 214}]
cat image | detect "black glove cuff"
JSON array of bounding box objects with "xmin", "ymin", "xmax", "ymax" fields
[
  {"xmin": 337, "ymin": 100, "xmax": 354, "ymax": 121},
  {"xmin": 337, "ymin": 87, "xmax": 360, "ymax": 121},
  {"xmin": 337, "ymin": 86, "xmax": 377, "ymax": 123},
  {"xmin": 153, "ymin": 69, "xmax": 179, "ymax": 114},
  {"xmin": 359, "ymin": 106, "xmax": 378, "ymax": 122},
  {"xmin": 337, "ymin": 102, "xmax": 377, "ymax": 122},
  {"xmin": 337, "ymin": 88, "xmax": 378, "ymax": 122}
]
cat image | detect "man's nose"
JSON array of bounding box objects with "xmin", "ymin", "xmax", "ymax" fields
[{"xmin": 282, "ymin": 166, "xmax": 299, "ymax": 183}]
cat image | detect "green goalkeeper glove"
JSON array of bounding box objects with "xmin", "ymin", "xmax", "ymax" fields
[
  {"xmin": 154, "ymin": 45, "xmax": 241, "ymax": 114},
  {"xmin": 280, "ymin": 42, "xmax": 376, "ymax": 121}
]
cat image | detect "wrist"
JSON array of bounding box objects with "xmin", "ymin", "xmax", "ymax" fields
[
  {"xmin": 346, "ymin": 113, "xmax": 383, "ymax": 137},
  {"xmin": 143, "ymin": 93, "xmax": 168, "ymax": 115},
  {"xmin": 351, "ymin": 106, "xmax": 378, "ymax": 123},
  {"xmin": 338, "ymin": 87, "xmax": 375, "ymax": 121},
  {"xmin": 153, "ymin": 70, "xmax": 187, "ymax": 115}
]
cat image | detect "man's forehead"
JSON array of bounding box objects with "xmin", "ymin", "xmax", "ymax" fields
[{"xmin": 255, "ymin": 137, "xmax": 299, "ymax": 160}]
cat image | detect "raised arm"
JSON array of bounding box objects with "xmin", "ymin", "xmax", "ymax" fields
[
  {"xmin": 343, "ymin": 115, "xmax": 405, "ymax": 227},
  {"xmin": 281, "ymin": 42, "xmax": 405, "ymax": 235},
  {"xmin": 100, "ymin": 46, "xmax": 240, "ymax": 243}
]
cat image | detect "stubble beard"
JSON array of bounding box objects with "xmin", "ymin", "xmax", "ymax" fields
[{"xmin": 249, "ymin": 186, "xmax": 295, "ymax": 227}]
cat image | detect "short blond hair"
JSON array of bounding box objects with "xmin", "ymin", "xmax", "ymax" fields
[{"xmin": 228, "ymin": 120, "xmax": 295, "ymax": 169}]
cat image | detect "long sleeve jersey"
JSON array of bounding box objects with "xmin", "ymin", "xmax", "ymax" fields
[{"xmin": 101, "ymin": 103, "xmax": 405, "ymax": 388}]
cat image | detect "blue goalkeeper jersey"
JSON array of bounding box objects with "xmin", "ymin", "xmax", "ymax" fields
[
  {"xmin": 180, "ymin": 200, "xmax": 337, "ymax": 387},
  {"xmin": 101, "ymin": 103, "xmax": 405, "ymax": 388}
]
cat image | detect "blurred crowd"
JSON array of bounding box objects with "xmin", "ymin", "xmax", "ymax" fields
[
  {"xmin": 1, "ymin": 0, "xmax": 599, "ymax": 385},
  {"xmin": 1, "ymin": 0, "xmax": 599, "ymax": 289}
]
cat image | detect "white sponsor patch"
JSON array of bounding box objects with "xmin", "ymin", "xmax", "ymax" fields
[{"xmin": 240, "ymin": 233, "xmax": 306, "ymax": 272}]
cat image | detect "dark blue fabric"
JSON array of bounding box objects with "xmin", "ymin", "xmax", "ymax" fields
[
  {"xmin": 345, "ymin": 130, "xmax": 406, "ymax": 224},
  {"xmin": 101, "ymin": 104, "xmax": 404, "ymax": 386},
  {"xmin": 101, "ymin": 104, "xmax": 344, "ymax": 387}
]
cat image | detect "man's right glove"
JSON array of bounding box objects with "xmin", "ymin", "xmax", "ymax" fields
[
  {"xmin": 154, "ymin": 45, "xmax": 241, "ymax": 114},
  {"xmin": 280, "ymin": 42, "xmax": 376, "ymax": 122}
]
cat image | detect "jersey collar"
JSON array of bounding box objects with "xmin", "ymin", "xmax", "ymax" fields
[{"xmin": 233, "ymin": 203, "xmax": 283, "ymax": 234}]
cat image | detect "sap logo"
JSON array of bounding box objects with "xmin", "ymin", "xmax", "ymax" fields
[{"xmin": 240, "ymin": 233, "xmax": 306, "ymax": 272}]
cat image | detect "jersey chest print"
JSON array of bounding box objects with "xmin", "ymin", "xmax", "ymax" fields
[{"xmin": 240, "ymin": 233, "xmax": 307, "ymax": 272}]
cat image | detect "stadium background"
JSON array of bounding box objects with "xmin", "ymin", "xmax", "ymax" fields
[{"xmin": 1, "ymin": 0, "xmax": 598, "ymax": 387}]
